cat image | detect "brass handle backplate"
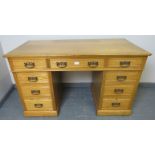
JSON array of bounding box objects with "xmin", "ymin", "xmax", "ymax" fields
[
  {"xmin": 88, "ymin": 61, "xmax": 99, "ymax": 68},
  {"xmin": 117, "ymin": 76, "xmax": 127, "ymax": 82},
  {"xmin": 120, "ymin": 61, "xmax": 131, "ymax": 68},
  {"xmin": 24, "ymin": 62, "xmax": 35, "ymax": 69},
  {"xmin": 31, "ymin": 90, "xmax": 40, "ymax": 95},
  {"xmin": 112, "ymin": 102, "xmax": 120, "ymax": 107},
  {"xmin": 28, "ymin": 77, "xmax": 38, "ymax": 82},
  {"xmin": 34, "ymin": 104, "xmax": 43, "ymax": 108},
  {"xmin": 114, "ymin": 89, "xmax": 124, "ymax": 94},
  {"xmin": 56, "ymin": 62, "xmax": 67, "ymax": 68}
]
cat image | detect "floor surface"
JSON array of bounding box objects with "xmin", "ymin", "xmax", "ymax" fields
[{"xmin": 0, "ymin": 86, "xmax": 154, "ymax": 120}]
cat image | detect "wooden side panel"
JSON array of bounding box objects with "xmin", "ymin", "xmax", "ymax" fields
[
  {"xmin": 50, "ymin": 72, "xmax": 62, "ymax": 113},
  {"xmin": 91, "ymin": 71, "xmax": 103, "ymax": 109},
  {"xmin": 12, "ymin": 72, "xmax": 27, "ymax": 110}
]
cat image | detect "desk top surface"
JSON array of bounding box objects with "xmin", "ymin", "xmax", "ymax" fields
[{"xmin": 5, "ymin": 39, "xmax": 151, "ymax": 57}]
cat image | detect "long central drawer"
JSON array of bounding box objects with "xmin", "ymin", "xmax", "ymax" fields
[{"xmin": 50, "ymin": 58, "xmax": 104, "ymax": 70}]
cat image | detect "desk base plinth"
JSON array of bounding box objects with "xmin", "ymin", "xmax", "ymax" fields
[
  {"xmin": 24, "ymin": 110, "xmax": 58, "ymax": 117},
  {"xmin": 97, "ymin": 109, "xmax": 132, "ymax": 116}
]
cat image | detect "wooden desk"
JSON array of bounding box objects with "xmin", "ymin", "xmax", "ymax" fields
[{"xmin": 5, "ymin": 39, "xmax": 151, "ymax": 117}]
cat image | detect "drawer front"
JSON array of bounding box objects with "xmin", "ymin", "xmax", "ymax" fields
[
  {"xmin": 11, "ymin": 59, "xmax": 47, "ymax": 71},
  {"xmin": 16, "ymin": 72, "xmax": 49, "ymax": 84},
  {"xmin": 107, "ymin": 57, "xmax": 144, "ymax": 69},
  {"xmin": 24, "ymin": 99, "xmax": 53, "ymax": 111},
  {"xmin": 104, "ymin": 71, "xmax": 140, "ymax": 85},
  {"xmin": 50, "ymin": 58, "xmax": 104, "ymax": 70},
  {"xmin": 101, "ymin": 98, "xmax": 131, "ymax": 110},
  {"xmin": 21, "ymin": 85, "xmax": 51, "ymax": 98},
  {"xmin": 103, "ymin": 85, "xmax": 135, "ymax": 95}
]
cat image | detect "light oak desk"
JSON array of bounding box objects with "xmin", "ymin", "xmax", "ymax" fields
[{"xmin": 5, "ymin": 39, "xmax": 151, "ymax": 117}]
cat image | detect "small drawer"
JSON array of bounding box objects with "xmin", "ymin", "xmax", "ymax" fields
[
  {"xmin": 101, "ymin": 97, "xmax": 131, "ymax": 110},
  {"xmin": 21, "ymin": 84, "xmax": 51, "ymax": 98},
  {"xmin": 103, "ymin": 85, "xmax": 135, "ymax": 96},
  {"xmin": 24, "ymin": 98, "xmax": 53, "ymax": 111},
  {"xmin": 16, "ymin": 72, "xmax": 49, "ymax": 84},
  {"xmin": 50, "ymin": 58, "xmax": 104, "ymax": 70},
  {"xmin": 104, "ymin": 71, "xmax": 140, "ymax": 85},
  {"xmin": 11, "ymin": 58, "xmax": 47, "ymax": 71},
  {"xmin": 107, "ymin": 57, "xmax": 144, "ymax": 69}
]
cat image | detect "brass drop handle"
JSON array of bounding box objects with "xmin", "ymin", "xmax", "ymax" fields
[
  {"xmin": 28, "ymin": 77, "xmax": 38, "ymax": 82},
  {"xmin": 112, "ymin": 102, "xmax": 120, "ymax": 107},
  {"xmin": 88, "ymin": 61, "xmax": 99, "ymax": 68},
  {"xmin": 34, "ymin": 104, "xmax": 43, "ymax": 108},
  {"xmin": 120, "ymin": 61, "xmax": 131, "ymax": 68},
  {"xmin": 24, "ymin": 62, "xmax": 35, "ymax": 69},
  {"xmin": 114, "ymin": 89, "xmax": 124, "ymax": 94},
  {"xmin": 117, "ymin": 76, "xmax": 127, "ymax": 82},
  {"xmin": 56, "ymin": 62, "xmax": 67, "ymax": 68},
  {"xmin": 31, "ymin": 90, "xmax": 40, "ymax": 95}
]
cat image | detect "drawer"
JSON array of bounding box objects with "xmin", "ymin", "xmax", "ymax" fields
[
  {"xmin": 21, "ymin": 84, "xmax": 51, "ymax": 98},
  {"xmin": 103, "ymin": 85, "xmax": 135, "ymax": 96},
  {"xmin": 11, "ymin": 58, "xmax": 47, "ymax": 71},
  {"xmin": 107, "ymin": 57, "xmax": 144, "ymax": 69},
  {"xmin": 104, "ymin": 71, "xmax": 140, "ymax": 85},
  {"xmin": 101, "ymin": 97, "xmax": 131, "ymax": 110},
  {"xmin": 24, "ymin": 98, "xmax": 53, "ymax": 111},
  {"xmin": 16, "ymin": 72, "xmax": 49, "ymax": 84},
  {"xmin": 50, "ymin": 58, "xmax": 104, "ymax": 70}
]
